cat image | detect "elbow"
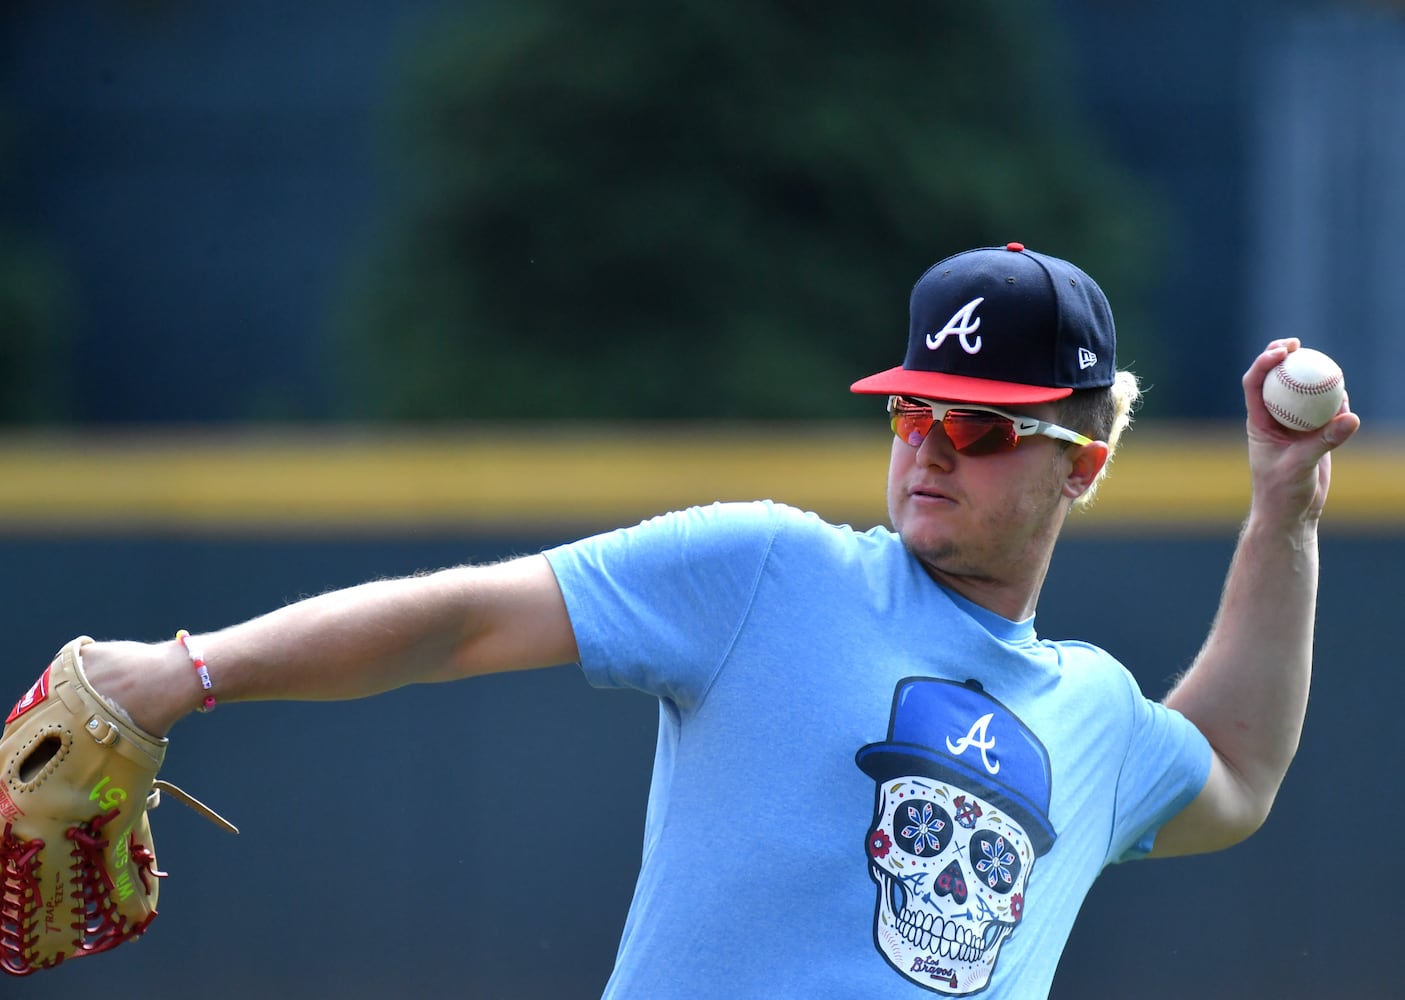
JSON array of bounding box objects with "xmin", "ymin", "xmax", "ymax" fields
[
  {"xmin": 1154, "ymin": 754, "xmax": 1285, "ymax": 858},
  {"xmin": 1207, "ymin": 767, "xmax": 1286, "ymax": 853},
  {"xmin": 1216, "ymin": 801, "xmax": 1273, "ymax": 852},
  {"xmin": 1163, "ymin": 801, "xmax": 1273, "ymax": 859}
]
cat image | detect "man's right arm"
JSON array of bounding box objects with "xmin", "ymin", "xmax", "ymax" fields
[{"xmin": 78, "ymin": 554, "xmax": 577, "ymax": 737}]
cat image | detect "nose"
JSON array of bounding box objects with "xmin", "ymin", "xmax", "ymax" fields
[
  {"xmin": 913, "ymin": 420, "xmax": 957, "ymax": 467},
  {"xmin": 934, "ymin": 859, "xmax": 969, "ymax": 904}
]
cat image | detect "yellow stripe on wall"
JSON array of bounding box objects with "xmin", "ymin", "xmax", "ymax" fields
[{"xmin": 0, "ymin": 422, "xmax": 1397, "ymax": 536}]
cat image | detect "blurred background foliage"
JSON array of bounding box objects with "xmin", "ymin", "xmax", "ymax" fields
[
  {"xmin": 0, "ymin": 105, "xmax": 72, "ymax": 422},
  {"xmin": 3, "ymin": 0, "xmax": 1247, "ymax": 426},
  {"xmin": 333, "ymin": 0, "xmax": 1166, "ymax": 420},
  {"xmin": 0, "ymin": 230, "xmax": 72, "ymax": 423}
]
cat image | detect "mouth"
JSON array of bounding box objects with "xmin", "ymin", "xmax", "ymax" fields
[
  {"xmin": 894, "ymin": 905, "xmax": 991, "ymax": 963},
  {"xmin": 909, "ymin": 485, "xmax": 954, "ymax": 504}
]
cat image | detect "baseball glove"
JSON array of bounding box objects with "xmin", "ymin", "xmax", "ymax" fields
[{"xmin": 0, "ymin": 636, "xmax": 237, "ymax": 976}]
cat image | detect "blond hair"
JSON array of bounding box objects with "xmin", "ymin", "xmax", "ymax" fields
[{"xmin": 1058, "ymin": 369, "xmax": 1142, "ymax": 508}]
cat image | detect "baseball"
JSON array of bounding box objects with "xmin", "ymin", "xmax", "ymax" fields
[{"xmin": 1263, "ymin": 347, "xmax": 1346, "ymax": 431}]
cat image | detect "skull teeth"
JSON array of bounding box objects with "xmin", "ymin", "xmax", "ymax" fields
[{"xmin": 896, "ymin": 907, "xmax": 981, "ymax": 963}]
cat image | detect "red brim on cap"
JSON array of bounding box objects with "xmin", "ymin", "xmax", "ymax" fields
[{"xmin": 849, "ymin": 366, "xmax": 1074, "ymax": 405}]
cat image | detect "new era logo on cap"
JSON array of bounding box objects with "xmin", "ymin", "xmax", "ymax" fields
[{"xmin": 850, "ymin": 242, "xmax": 1117, "ymax": 405}]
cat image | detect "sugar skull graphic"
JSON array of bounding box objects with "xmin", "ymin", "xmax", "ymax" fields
[{"xmin": 856, "ymin": 678, "xmax": 1056, "ymax": 995}]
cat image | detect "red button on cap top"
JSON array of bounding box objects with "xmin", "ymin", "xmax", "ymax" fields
[{"xmin": 1005, "ymin": 241, "xmax": 1025, "ymax": 252}]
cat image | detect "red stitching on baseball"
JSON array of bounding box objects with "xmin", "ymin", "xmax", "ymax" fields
[
  {"xmin": 1264, "ymin": 398, "xmax": 1315, "ymax": 429},
  {"xmin": 1276, "ymin": 365, "xmax": 1342, "ymax": 396}
]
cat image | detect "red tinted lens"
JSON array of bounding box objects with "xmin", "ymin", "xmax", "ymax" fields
[
  {"xmin": 891, "ymin": 405, "xmax": 934, "ymax": 446},
  {"xmin": 891, "ymin": 401, "xmax": 1019, "ymax": 454},
  {"xmin": 941, "ymin": 411, "xmax": 1018, "ymax": 454}
]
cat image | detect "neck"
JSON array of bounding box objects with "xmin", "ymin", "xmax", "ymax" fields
[
  {"xmin": 913, "ymin": 511, "xmax": 1065, "ymax": 622},
  {"xmin": 919, "ymin": 557, "xmax": 1049, "ymax": 622}
]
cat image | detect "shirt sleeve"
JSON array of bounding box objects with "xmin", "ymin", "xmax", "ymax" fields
[
  {"xmin": 1109, "ymin": 689, "xmax": 1213, "ymax": 863},
  {"xmin": 543, "ymin": 500, "xmax": 781, "ymax": 711}
]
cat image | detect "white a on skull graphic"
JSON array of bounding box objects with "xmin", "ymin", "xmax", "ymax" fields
[{"xmin": 856, "ymin": 678, "xmax": 1056, "ymax": 996}]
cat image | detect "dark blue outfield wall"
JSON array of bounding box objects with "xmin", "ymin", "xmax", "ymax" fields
[{"xmin": 3, "ymin": 530, "xmax": 1396, "ymax": 999}]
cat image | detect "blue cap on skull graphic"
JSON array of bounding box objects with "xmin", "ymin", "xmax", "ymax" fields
[{"xmin": 856, "ymin": 678, "xmax": 1056, "ymax": 856}]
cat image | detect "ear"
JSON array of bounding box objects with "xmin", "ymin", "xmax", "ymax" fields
[{"xmin": 1061, "ymin": 441, "xmax": 1111, "ymax": 500}]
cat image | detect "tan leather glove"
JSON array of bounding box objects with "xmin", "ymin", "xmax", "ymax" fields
[{"xmin": 0, "ymin": 637, "xmax": 235, "ymax": 975}]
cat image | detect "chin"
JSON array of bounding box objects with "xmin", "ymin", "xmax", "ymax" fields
[{"xmin": 898, "ymin": 529, "xmax": 960, "ymax": 569}]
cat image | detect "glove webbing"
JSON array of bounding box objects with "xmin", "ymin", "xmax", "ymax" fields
[{"xmin": 0, "ymin": 782, "xmax": 234, "ymax": 975}]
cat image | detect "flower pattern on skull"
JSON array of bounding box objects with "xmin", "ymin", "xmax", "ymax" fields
[{"xmin": 897, "ymin": 801, "xmax": 953, "ymax": 856}]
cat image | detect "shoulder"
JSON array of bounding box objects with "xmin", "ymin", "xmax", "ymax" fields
[
  {"xmin": 1044, "ymin": 637, "xmax": 1129, "ymax": 677},
  {"xmin": 1041, "ymin": 638, "xmax": 1146, "ymax": 708},
  {"xmin": 545, "ymin": 500, "xmax": 829, "ymax": 579},
  {"xmin": 546, "ymin": 500, "xmax": 903, "ymax": 596},
  {"xmin": 608, "ymin": 499, "xmax": 880, "ymax": 550}
]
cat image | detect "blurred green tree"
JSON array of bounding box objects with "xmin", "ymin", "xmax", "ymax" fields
[
  {"xmin": 0, "ymin": 105, "xmax": 72, "ymax": 424},
  {"xmin": 0, "ymin": 239, "xmax": 72, "ymax": 422},
  {"xmin": 337, "ymin": 0, "xmax": 1166, "ymax": 420}
]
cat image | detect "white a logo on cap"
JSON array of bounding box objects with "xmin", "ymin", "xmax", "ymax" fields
[
  {"xmin": 926, "ymin": 297, "xmax": 984, "ymax": 355},
  {"xmin": 946, "ymin": 711, "xmax": 1000, "ymax": 775},
  {"xmin": 1078, "ymin": 347, "xmax": 1098, "ymax": 370}
]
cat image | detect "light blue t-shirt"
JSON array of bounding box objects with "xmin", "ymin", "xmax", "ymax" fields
[{"xmin": 545, "ymin": 500, "xmax": 1210, "ymax": 999}]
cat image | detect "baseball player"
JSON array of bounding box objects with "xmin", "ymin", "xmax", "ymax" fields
[{"xmin": 1, "ymin": 243, "xmax": 1359, "ymax": 997}]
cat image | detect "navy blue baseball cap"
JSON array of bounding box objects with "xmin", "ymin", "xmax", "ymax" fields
[{"xmin": 851, "ymin": 242, "xmax": 1116, "ymax": 405}]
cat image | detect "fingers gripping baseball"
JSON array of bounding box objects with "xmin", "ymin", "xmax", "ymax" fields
[
  {"xmin": 1242, "ymin": 340, "xmax": 1360, "ymax": 520},
  {"xmin": 0, "ymin": 637, "xmax": 236, "ymax": 976}
]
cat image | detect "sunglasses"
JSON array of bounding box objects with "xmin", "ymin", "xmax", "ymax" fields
[{"xmin": 887, "ymin": 396, "xmax": 1093, "ymax": 456}]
